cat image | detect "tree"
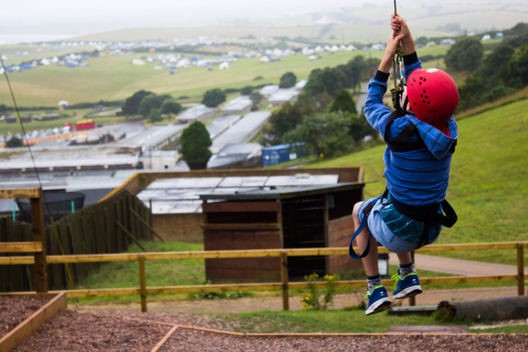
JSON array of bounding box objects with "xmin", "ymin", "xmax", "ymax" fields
[
  {"xmin": 202, "ymin": 89, "xmax": 226, "ymax": 108},
  {"xmin": 338, "ymin": 56, "xmax": 366, "ymax": 92},
  {"xmin": 330, "ymin": 90, "xmax": 357, "ymax": 115},
  {"xmin": 508, "ymin": 45, "xmax": 528, "ymax": 86},
  {"xmin": 283, "ymin": 112, "xmax": 355, "ymax": 158},
  {"xmin": 149, "ymin": 108, "xmax": 163, "ymax": 123},
  {"xmin": 445, "ymin": 37, "xmax": 484, "ymax": 71},
  {"xmin": 138, "ymin": 94, "xmax": 171, "ymax": 118},
  {"xmin": 5, "ymin": 136, "xmax": 24, "ymax": 148},
  {"xmin": 161, "ymin": 100, "xmax": 183, "ymax": 115},
  {"xmin": 122, "ymin": 90, "xmax": 153, "ymax": 116},
  {"xmin": 179, "ymin": 121, "xmax": 212, "ymax": 170},
  {"xmin": 478, "ymin": 43, "xmax": 515, "ymax": 83},
  {"xmin": 138, "ymin": 94, "xmax": 160, "ymax": 118},
  {"xmin": 266, "ymin": 103, "xmax": 307, "ymax": 144},
  {"xmin": 303, "ymin": 67, "xmax": 348, "ymax": 98},
  {"xmin": 279, "ymin": 72, "xmax": 297, "ymax": 88},
  {"xmin": 240, "ymin": 86, "xmax": 253, "ymax": 95},
  {"xmin": 297, "ymin": 92, "xmax": 333, "ymax": 113}
]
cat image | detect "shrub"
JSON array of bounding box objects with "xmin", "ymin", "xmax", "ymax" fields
[{"xmin": 300, "ymin": 273, "xmax": 338, "ymax": 310}]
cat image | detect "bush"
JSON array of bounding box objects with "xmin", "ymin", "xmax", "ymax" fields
[
  {"xmin": 279, "ymin": 72, "xmax": 297, "ymax": 88},
  {"xmin": 179, "ymin": 121, "xmax": 212, "ymax": 169},
  {"xmin": 240, "ymin": 86, "xmax": 253, "ymax": 96},
  {"xmin": 283, "ymin": 111, "xmax": 356, "ymax": 158},
  {"xmin": 300, "ymin": 273, "xmax": 338, "ymax": 310},
  {"xmin": 122, "ymin": 90, "xmax": 153, "ymax": 116},
  {"xmin": 202, "ymin": 89, "xmax": 226, "ymax": 108},
  {"xmin": 5, "ymin": 136, "xmax": 24, "ymax": 148},
  {"xmin": 445, "ymin": 37, "xmax": 483, "ymax": 72}
]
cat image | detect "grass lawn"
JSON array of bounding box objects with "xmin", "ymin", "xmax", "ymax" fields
[{"xmin": 214, "ymin": 309, "xmax": 528, "ymax": 334}]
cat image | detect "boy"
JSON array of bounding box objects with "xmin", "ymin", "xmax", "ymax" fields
[{"xmin": 352, "ymin": 15, "xmax": 459, "ymax": 315}]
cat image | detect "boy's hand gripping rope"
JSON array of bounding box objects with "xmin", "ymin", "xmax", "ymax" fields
[{"xmin": 390, "ymin": 0, "xmax": 405, "ymax": 113}]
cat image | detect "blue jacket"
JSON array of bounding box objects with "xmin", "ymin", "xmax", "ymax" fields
[{"xmin": 363, "ymin": 54, "xmax": 458, "ymax": 207}]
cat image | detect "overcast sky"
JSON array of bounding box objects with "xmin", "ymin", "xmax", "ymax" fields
[
  {"xmin": 4, "ymin": 0, "xmax": 366, "ymax": 32},
  {"xmin": 1, "ymin": 0, "xmax": 521, "ymax": 40}
]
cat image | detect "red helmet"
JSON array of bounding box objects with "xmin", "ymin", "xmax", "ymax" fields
[{"xmin": 407, "ymin": 68, "xmax": 459, "ymax": 124}]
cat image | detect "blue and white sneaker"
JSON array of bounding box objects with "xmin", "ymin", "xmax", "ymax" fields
[
  {"xmin": 365, "ymin": 286, "xmax": 391, "ymax": 315},
  {"xmin": 392, "ymin": 272, "xmax": 423, "ymax": 299}
]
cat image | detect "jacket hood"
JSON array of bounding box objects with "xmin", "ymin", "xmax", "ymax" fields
[{"xmin": 408, "ymin": 115, "xmax": 458, "ymax": 160}]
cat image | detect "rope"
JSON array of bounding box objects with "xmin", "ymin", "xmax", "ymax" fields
[{"xmin": 0, "ymin": 55, "xmax": 44, "ymax": 190}]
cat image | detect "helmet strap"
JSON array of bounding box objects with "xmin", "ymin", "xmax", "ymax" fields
[{"xmin": 402, "ymin": 96, "xmax": 409, "ymax": 114}]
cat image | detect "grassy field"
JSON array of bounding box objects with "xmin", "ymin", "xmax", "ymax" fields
[
  {"xmin": 0, "ymin": 50, "xmax": 376, "ymax": 107},
  {"xmin": 216, "ymin": 310, "xmax": 528, "ymax": 334},
  {"xmin": 0, "ymin": 44, "xmax": 456, "ymax": 108}
]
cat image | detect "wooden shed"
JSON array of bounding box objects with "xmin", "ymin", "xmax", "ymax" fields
[{"xmin": 200, "ymin": 178, "xmax": 364, "ymax": 283}]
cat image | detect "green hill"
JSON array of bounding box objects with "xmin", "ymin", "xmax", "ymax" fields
[{"xmin": 313, "ymin": 98, "xmax": 528, "ymax": 265}]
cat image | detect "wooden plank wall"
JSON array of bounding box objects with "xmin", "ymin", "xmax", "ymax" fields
[{"xmin": 0, "ymin": 191, "xmax": 153, "ymax": 291}]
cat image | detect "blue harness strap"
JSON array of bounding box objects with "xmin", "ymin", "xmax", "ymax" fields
[{"xmin": 348, "ymin": 197, "xmax": 378, "ymax": 259}]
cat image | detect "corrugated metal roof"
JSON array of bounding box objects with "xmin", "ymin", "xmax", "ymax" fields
[
  {"xmin": 211, "ymin": 111, "xmax": 271, "ymax": 151},
  {"xmin": 137, "ymin": 173, "xmax": 341, "ymax": 214}
]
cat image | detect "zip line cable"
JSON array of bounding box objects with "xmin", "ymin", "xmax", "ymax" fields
[{"xmin": 0, "ymin": 55, "xmax": 44, "ymax": 190}]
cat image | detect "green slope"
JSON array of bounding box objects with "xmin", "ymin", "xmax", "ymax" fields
[{"xmin": 314, "ymin": 98, "xmax": 528, "ymax": 264}]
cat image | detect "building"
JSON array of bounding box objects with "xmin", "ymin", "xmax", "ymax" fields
[
  {"xmin": 125, "ymin": 167, "xmax": 363, "ymax": 249},
  {"xmin": 199, "ymin": 169, "xmax": 364, "ymax": 282},
  {"xmin": 207, "ymin": 143, "xmax": 262, "ymax": 169},
  {"xmin": 177, "ymin": 104, "xmax": 216, "ymax": 122},
  {"xmin": 221, "ymin": 96, "xmax": 252, "ymax": 115},
  {"xmin": 268, "ymin": 88, "xmax": 300, "ymax": 107}
]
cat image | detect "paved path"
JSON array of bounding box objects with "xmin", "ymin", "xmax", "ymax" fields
[{"xmin": 389, "ymin": 254, "xmax": 527, "ymax": 276}]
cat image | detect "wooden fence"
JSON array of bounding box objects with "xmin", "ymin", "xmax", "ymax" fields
[
  {"xmin": 0, "ymin": 190, "xmax": 153, "ymax": 291},
  {"xmin": 1, "ymin": 241, "xmax": 526, "ymax": 312}
]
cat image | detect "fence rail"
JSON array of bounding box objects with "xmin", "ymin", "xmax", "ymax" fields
[{"xmin": 1, "ymin": 241, "xmax": 526, "ymax": 312}]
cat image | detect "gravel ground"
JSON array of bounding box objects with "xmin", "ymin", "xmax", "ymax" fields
[
  {"xmin": 0, "ymin": 296, "xmax": 50, "ymax": 337},
  {"xmin": 3, "ymin": 296, "xmax": 528, "ymax": 351}
]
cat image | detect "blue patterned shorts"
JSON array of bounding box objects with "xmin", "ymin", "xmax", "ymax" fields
[{"xmin": 357, "ymin": 196, "xmax": 441, "ymax": 253}]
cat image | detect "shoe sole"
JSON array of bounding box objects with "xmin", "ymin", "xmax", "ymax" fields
[
  {"xmin": 393, "ymin": 285, "xmax": 423, "ymax": 300},
  {"xmin": 365, "ymin": 298, "xmax": 392, "ymax": 315}
]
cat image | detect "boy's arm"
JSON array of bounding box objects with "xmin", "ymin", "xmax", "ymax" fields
[{"xmin": 364, "ymin": 32, "xmax": 404, "ymax": 134}]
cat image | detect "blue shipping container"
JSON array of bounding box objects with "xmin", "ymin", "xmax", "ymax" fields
[{"xmin": 261, "ymin": 143, "xmax": 304, "ymax": 167}]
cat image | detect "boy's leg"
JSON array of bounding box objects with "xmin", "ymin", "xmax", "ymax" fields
[
  {"xmin": 353, "ymin": 202, "xmax": 391, "ymax": 315},
  {"xmin": 393, "ymin": 251, "xmax": 423, "ymax": 299},
  {"xmin": 353, "ymin": 205, "xmax": 379, "ymax": 276}
]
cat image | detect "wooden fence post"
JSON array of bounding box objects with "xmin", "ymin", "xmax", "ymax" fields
[
  {"xmin": 280, "ymin": 251, "xmax": 289, "ymax": 311},
  {"xmin": 517, "ymin": 243, "xmax": 525, "ymax": 296},
  {"xmin": 31, "ymin": 190, "xmax": 48, "ymax": 293},
  {"xmin": 138, "ymin": 255, "xmax": 147, "ymax": 312}
]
